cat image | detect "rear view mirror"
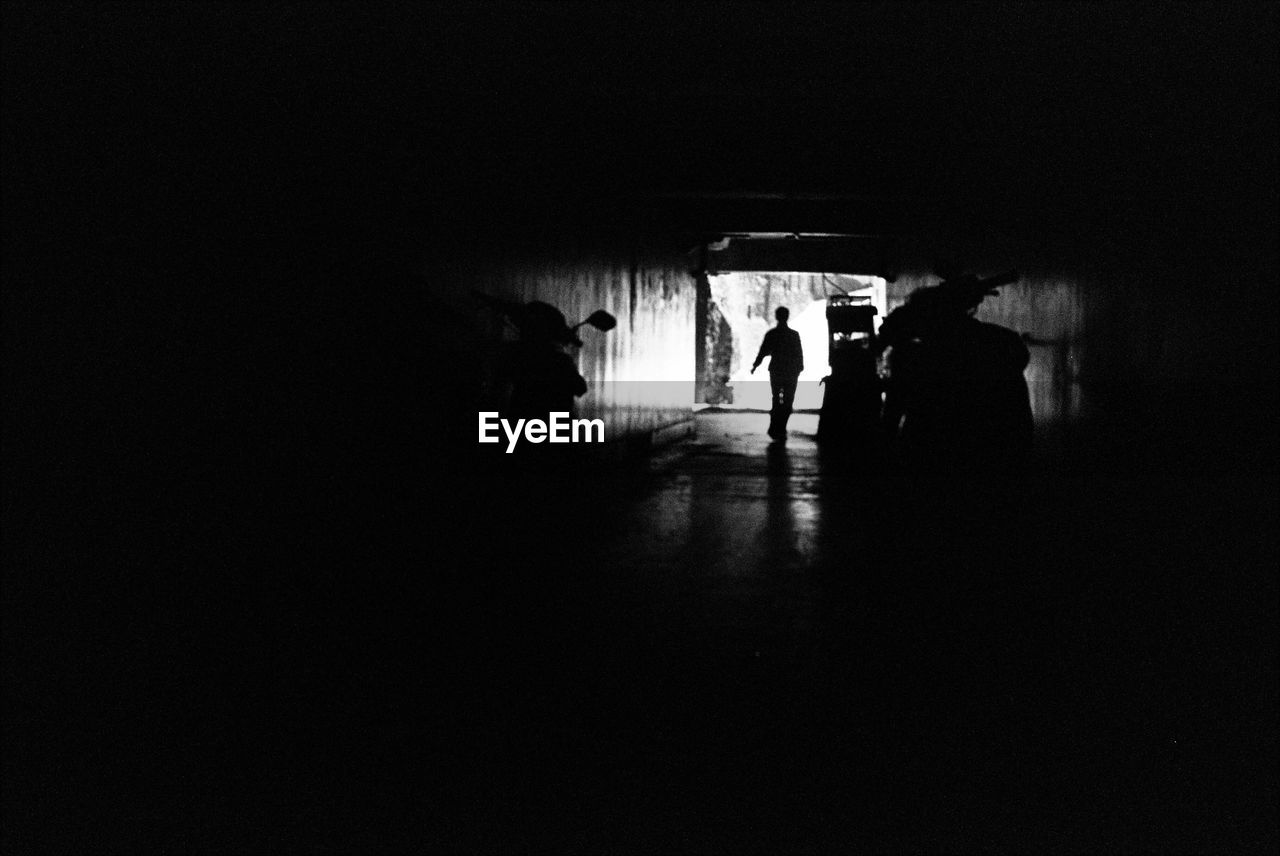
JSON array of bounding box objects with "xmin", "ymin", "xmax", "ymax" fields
[{"xmin": 581, "ymin": 310, "xmax": 617, "ymax": 332}]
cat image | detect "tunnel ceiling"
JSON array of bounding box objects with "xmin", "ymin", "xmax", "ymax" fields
[
  {"xmin": 400, "ymin": 3, "xmax": 1273, "ymax": 217},
  {"xmin": 5, "ymin": 3, "xmax": 1274, "ymax": 247},
  {"xmin": 702, "ymin": 237, "xmax": 893, "ymax": 279},
  {"xmin": 628, "ymin": 195, "xmax": 897, "ymax": 239}
]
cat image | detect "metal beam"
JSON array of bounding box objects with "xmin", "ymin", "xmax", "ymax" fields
[{"xmin": 708, "ymin": 236, "xmax": 894, "ymax": 278}]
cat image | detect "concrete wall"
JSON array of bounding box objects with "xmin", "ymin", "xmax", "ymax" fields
[
  {"xmin": 884, "ymin": 201, "xmax": 1277, "ymax": 469},
  {"xmin": 420, "ymin": 229, "xmax": 697, "ymax": 455},
  {"xmin": 887, "ymin": 236, "xmax": 1098, "ymax": 447}
]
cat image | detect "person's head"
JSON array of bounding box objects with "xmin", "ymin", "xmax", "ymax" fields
[
  {"xmin": 775, "ymin": 307, "xmax": 790, "ymax": 325},
  {"xmin": 519, "ymin": 301, "xmax": 582, "ymax": 348},
  {"xmin": 906, "ymin": 285, "xmax": 972, "ymax": 325}
]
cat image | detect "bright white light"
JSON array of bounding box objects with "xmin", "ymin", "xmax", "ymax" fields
[{"xmin": 709, "ymin": 272, "xmax": 886, "ymax": 411}]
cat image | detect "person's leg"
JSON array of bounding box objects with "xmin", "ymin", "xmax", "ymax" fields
[
  {"xmin": 781, "ymin": 376, "xmax": 798, "ymax": 413},
  {"xmin": 768, "ymin": 374, "xmax": 784, "ymax": 437},
  {"xmin": 778, "ymin": 376, "xmax": 798, "ymax": 433}
]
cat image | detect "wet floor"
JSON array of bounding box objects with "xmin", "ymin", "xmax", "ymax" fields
[
  {"xmin": 7, "ymin": 412, "xmax": 1275, "ymax": 853},
  {"xmin": 392, "ymin": 412, "xmax": 1274, "ymax": 852}
]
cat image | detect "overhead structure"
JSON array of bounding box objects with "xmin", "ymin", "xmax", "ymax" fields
[{"xmin": 625, "ymin": 192, "xmax": 904, "ymax": 280}]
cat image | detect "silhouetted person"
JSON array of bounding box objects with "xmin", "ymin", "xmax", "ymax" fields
[
  {"xmin": 752, "ymin": 306, "xmax": 804, "ymax": 441},
  {"xmin": 878, "ymin": 279, "xmax": 1032, "ymax": 472},
  {"xmin": 507, "ymin": 300, "xmax": 588, "ymax": 422}
]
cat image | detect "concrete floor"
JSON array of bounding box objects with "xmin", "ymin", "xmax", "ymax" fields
[
  {"xmin": 372, "ymin": 412, "xmax": 1274, "ymax": 853},
  {"xmin": 6, "ymin": 412, "xmax": 1275, "ymax": 853}
]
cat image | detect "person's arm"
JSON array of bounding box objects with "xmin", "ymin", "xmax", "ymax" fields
[{"xmin": 751, "ymin": 330, "xmax": 773, "ymax": 374}]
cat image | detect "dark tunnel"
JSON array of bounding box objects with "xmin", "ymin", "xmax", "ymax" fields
[{"xmin": 3, "ymin": 3, "xmax": 1277, "ymax": 853}]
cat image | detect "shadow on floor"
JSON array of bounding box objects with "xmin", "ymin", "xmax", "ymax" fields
[{"xmin": 4, "ymin": 413, "xmax": 1276, "ymax": 853}]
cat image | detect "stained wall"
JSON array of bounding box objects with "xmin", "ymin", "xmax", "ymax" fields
[
  {"xmin": 883, "ymin": 199, "xmax": 1277, "ymax": 470},
  {"xmin": 419, "ymin": 228, "xmax": 698, "ymax": 455}
]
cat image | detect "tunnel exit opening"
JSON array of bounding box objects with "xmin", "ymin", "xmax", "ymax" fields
[{"xmin": 697, "ymin": 271, "xmax": 886, "ymax": 410}]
